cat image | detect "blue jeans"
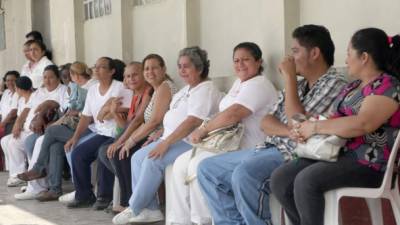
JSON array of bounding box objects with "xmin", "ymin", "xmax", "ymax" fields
[
  {"xmin": 24, "ymin": 133, "xmax": 41, "ymax": 158},
  {"xmin": 197, "ymin": 147, "xmax": 284, "ymax": 225},
  {"xmin": 71, "ymin": 132, "xmax": 114, "ymax": 201},
  {"xmin": 129, "ymin": 139, "xmax": 192, "ymax": 215}
]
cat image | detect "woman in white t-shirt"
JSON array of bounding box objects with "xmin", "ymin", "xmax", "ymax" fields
[
  {"xmin": 169, "ymin": 42, "xmax": 279, "ymax": 225},
  {"xmin": 0, "ymin": 71, "xmax": 20, "ymax": 136},
  {"xmin": 112, "ymin": 47, "xmax": 223, "ymax": 224},
  {"xmin": 63, "ymin": 57, "xmax": 131, "ymax": 208},
  {"xmin": 1, "ymin": 66, "xmax": 68, "ymax": 189},
  {"xmin": 1, "ymin": 77, "xmax": 33, "ymax": 174},
  {"xmin": 22, "ymin": 40, "xmax": 53, "ymax": 89}
]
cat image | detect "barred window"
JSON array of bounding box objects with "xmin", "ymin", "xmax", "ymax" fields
[{"xmin": 83, "ymin": 0, "xmax": 111, "ymax": 21}]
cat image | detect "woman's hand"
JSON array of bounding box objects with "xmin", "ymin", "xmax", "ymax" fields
[
  {"xmin": 107, "ymin": 142, "xmax": 123, "ymax": 159},
  {"xmin": 148, "ymin": 140, "xmax": 169, "ymax": 159},
  {"xmin": 119, "ymin": 138, "xmax": 137, "ymax": 160},
  {"xmin": 297, "ymin": 120, "xmax": 317, "ymax": 141},
  {"xmin": 12, "ymin": 122, "xmax": 23, "ymax": 138},
  {"xmin": 142, "ymin": 129, "xmax": 163, "ymax": 146},
  {"xmin": 190, "ymin": 127, "xmax": 208, "ymax": 144},
  {"xmin": 110, "ymin": 97, "xmax": 123, "ymax": 115},
  {"xmin": 64, "ymin": 137, "xmax": 78, "ymax": 152}
]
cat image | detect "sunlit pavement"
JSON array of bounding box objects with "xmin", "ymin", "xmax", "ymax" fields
[{"xmin": 0, "ymin": 172, "xmax": 164, "ymax": 225}]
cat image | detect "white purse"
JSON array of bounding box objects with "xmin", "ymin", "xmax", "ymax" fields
[
  {"xmin": 184, "ymin": 122, "xmax": 244, "ymax": 184},
  {"xmin": 295, "ymin": 134, "xmax": 346, "ymax": 162}
]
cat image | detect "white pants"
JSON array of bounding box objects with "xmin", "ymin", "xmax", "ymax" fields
[
  {"xmin": 169, "ymin": 149, "xmax": 216, "ymax": 225},
  {"xmin": 1, "ymin": 131, "xmax": 32, "ymax": 177},
  {"xmin": 26, "ymin": 135, "xmax": 48, "ymax": 194}
]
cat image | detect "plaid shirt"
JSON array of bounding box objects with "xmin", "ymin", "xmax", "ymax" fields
[{"xmin": 263, "ymin": 67, "xmax": 348, "ymax": 161}]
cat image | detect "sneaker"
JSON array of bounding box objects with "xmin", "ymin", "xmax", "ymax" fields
[
  {"xmin": 20, "ymin": 186, "xmax": 27, "ymax": 192},
  {"xmin": 58, "ymin": 191, "xmax": 75, "ymax": 204},
  {"xmin": 112, "ymin": 208, "xmax": 134, "ymax": 225},
  {"xmin": 7, "ymin": 177, "xmax": 26, "ymax": 187},
  {"xmin": 67, "ymin": 196, "xmax": 96, "ymax": 209},
  {"xmin": 128, "ymin": 208, "xmax": 164, "ymax": 223},
  {"xmin": 92, "ymin": 197, "xmax": 112, "ymax": 210},
  {"xmin": 14, "ymin": 191, "xmax": 40, "ymax": 200}
]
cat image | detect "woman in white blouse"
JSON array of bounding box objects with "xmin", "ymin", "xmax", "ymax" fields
[
  {"xmin": 1, "ymin": 66, "xmax": 68, "ymax": 190},
  {"xmin": 0, "ymin": 71, "xmax": 20, "ymax": 135},
  {"xmin": 112, "ymin": 47, "xmax": 223, "ymax": 224},
  {"xmin": 170, "ymin": 42, "xmax": 279, "ymax": 225},
  {"xmin": 21, "ymin": 40, "xmax": 53, "ymax": 89}
]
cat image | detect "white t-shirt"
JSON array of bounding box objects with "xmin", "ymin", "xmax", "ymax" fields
[
  {"xmin": 219, "ymin": 75, "xmax": 278, "ymax": 149},
  {"xmin": 23, "ymin": 84, "xmax": 69, "ymax": 131},
  {"xmin": 21, "ymin": 56, "xmax": 53, "ymax": 89},
  {"xmin": 81, "ymin": 78, "xmax": 98, "ymax": 90},
  {"xmin": 17, "ymin": 95, "xmax": 30, "ymax": 116},
  {"xmin": 0, "ymin": 89, "xmax": 18, "ymax": 120},
  {"xmin": 82, "ymin": 80, "xmax": 131, "ymax": 137},
  {"xmin": 161, "ymin": 80, "xmax": 223, "ymax": 140}
]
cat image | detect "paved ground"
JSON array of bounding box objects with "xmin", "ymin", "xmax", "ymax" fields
[{"xmin": 0, "ymin": 172, "xmax": 164, "ymax": 225}]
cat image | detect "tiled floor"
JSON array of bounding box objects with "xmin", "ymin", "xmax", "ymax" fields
[{"xmin": 0, "ymin": 172, "xmax": 164, "ymax": 225}]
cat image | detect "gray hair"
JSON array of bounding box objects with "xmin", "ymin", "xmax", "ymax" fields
[{"xmin": 178, "ymin": 46, "xmax": 210, "ymax": 79}]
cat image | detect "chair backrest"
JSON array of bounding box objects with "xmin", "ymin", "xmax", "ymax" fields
[{"xmin": 379, "ymin": 130, "xmax": 400, "ymax": 193}]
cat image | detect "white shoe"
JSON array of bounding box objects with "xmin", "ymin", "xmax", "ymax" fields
[
  {"xmin": 20, "ymin": 185, "xmax": 27, "ymax": 192},
  {"xmin": 14, "ymin": 191, "xmax": 40, "ymax": 200},
  {"xmin": 58, "ymin": 191, "xmax": 75, "ymax": 204},
  {"xmin": 7, "ymin": 177, "xmax": 26, "ymax": 187},
  {"xmin": 128, "ymin": 208, "xmax": 164, "ymax": 223},
  {"xmin": 112, "ymin": 208, "xmax": 134, "ymax": 224}
]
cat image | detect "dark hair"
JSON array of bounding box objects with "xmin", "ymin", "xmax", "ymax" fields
[
  {"xmin": 24, "ymin": 39, "xmax": 35, "ymax": 47},
  {"xmin": 16, "ymin": 77, "xmax": 33, "ymax": 91},
  {"xmin": 142, "ymin": 54, "xmax": 173, "ymax": 81},
  {"xmin": 233, "ymin": 42, "xmax": 264, "ymax": 73},
  {"xmin": 292, "ymin": 24, "xmax": 335, "ymax": 66},
  {"xmin": 142, "ymin": 54, "xmax": 166, "ymax": 68},
  {"xmin": 44, "ymin": 65, "xmax": 60, "ymax": 79},
  {"xmin": 25, "ymin": 31, "xmax": 43, "ymax": 42},
  {"xmin": 351, "ymin": 28, "xmax": 400, "ymax": 77},
  {"xmin": 29, "ymin": 40, "xmax": 53, "ymax": 61},
  {"xmin": 4, "ymin": 70, "xmax": 20, "ymax": 80},
  {"xmin": 113, "ymin": 59, "xmax": 126, "ymax": 82},
  {"xmin": 98, "ymin": 57, "xmax": 118, "ymax": 80},
  {"xmin": 178, "ymin": 46, "xmax": 210, "ymax": 79}
]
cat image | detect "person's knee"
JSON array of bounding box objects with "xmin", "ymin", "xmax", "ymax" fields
[
  {"xmin": 293, "ymin": 170, "xmax": 318, "ymax": 199},
  {"xmin": 270, "ymin": 166, "xmax": 290, "ymax": 200}
]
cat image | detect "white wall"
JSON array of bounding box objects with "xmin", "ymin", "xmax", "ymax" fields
[
  {"xmin": 0, "ymin": 0, "xmax": 31, "ymax": 75},
  {"xmin": 300, "ymin": 0, "xmax": 400, "ymax": 67},
  {"xmin": 131, "ymin": 0, "xmax": 186, "ymax": 84},
  {"xmin": 49, "ymin": 0, "xmax": 78, "ymax": 65},
  {"xmin": 83, "ymin": 1, "xmax": 123, "ymax": 66}
]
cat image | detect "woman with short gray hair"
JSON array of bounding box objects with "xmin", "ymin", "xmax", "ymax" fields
[{"xmin": 112, "ymin": 47, "xmax": 223, "ymax": 224}]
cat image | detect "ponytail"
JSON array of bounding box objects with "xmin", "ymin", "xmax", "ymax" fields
[{"xmin": 387, "ymin": 35, "xmax": 400, "ymax": 78}]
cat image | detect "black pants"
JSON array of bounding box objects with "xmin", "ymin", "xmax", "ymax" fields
[
  {"xmin": 270, "ymin": 152, "xmax": 384, "ymax": 225},
  {"xmin": 98, "ymin": 138, "xmax": 146, "ymax": 207}
]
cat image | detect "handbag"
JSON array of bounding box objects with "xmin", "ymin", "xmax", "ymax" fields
[
  {"xmin": 184, "ymin": 122, "xmax": 244, "ymax": 184},
  {"xmin": 295, "ymin": 134, "xmax": 346, "ymax": 162}
]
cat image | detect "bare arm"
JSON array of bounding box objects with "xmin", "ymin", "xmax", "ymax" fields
[
  {"xmin": 0, "ymin": 109, "xmax": 17, "ymax": 127},
  {"xmin": 298, "ymin": 95, "xmax": 399, "ymax": 139},
  {"xmin": 64, "ymin": 115, "xmax": 93, "ymax": 151},
  {"xmin": 279, "ymin": 56, "xmax": 305, "ymax": 125},
  {"xmin": 12, "ymin": 108, "xmax": 30, "ymax": 138},
  {"xmin": 128, "ymin": 83, "xmax": 172, "ymax": 143},
  {"xmin": 190, "ymin": 104, "xmax": 251, "ymax": 143},
  {"xmin": 261, "ymin": 115, "xmax": 291, "ymax": 137}
]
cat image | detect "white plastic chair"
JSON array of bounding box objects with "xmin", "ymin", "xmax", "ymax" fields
[{"xmin": 324, "ymin": 132, "xmax": 400, "ymax": 225}]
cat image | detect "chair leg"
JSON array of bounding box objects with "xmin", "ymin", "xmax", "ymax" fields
[
  {"xmin": 365, "ymin": 198, "xmax": 383, "ymax": 225},
  {"xmin": 389, "ymin": 191, "xmax": 400, "ymax": 224},
  {"xmin": 324, "ymin": 191, "xmax": 340, "ymax": 225},
  {"xmin": 269, "ymin": 194, "xmax": 282, "ymax": 225}
]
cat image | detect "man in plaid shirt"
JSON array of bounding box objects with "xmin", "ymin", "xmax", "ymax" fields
[{"xmin": 197, "ymin": 25, "xmax": 347, "ymax": 225}]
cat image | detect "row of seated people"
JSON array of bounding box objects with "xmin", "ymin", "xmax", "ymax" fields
[{"xmin": 0, "ymin": 24, "xmax": 399, "ymax": 225}]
